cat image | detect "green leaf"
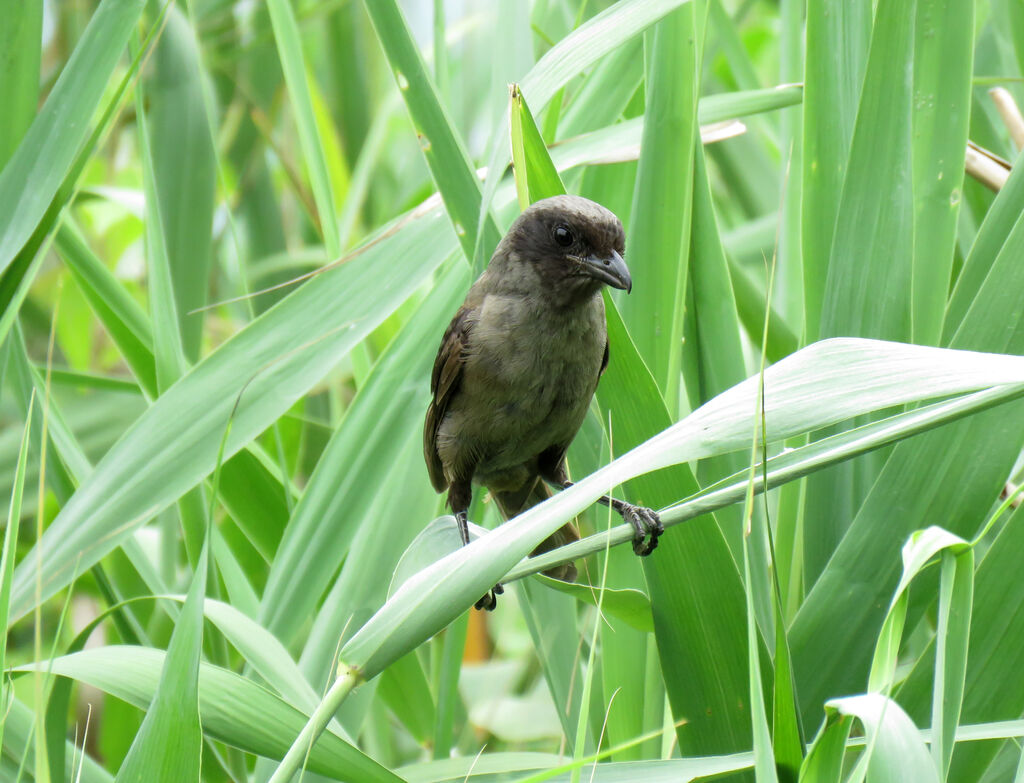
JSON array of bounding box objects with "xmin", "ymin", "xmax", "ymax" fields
[
  {"xmin": 909, "ymin": 0, "xmax": 973, "ymax": 346},
  {"xmin": 8, "ymin": 211, "xmax": 455, "ymax": 623},
  {"xmin": 146, "ymin": 5, "xmax": 217, "ymax": 360},
  {"xmin": 0, "ymin": 392, "xmax": 33, "ymax": 752},
  {"xmin": 361, "ymin": 0, "xmax": 502, "ymax": 262},
  {"xmin": 792, "ymin": 158, "xmax": 1024, "ymax": 720},
  {"xmin": 115, "ymin": 546, "xmax": 206, "ymax": 781},
  {"xmin": 0, "ymin": 0, "xmax": 144, "ymax": 279},
  {"xmin": 817, "ymin": 694, "xmax": 938, "ymax": 783},
  {"xmin": 260, "ymin": 257, "xmax": 468, "ymax": 642},
  {"xmin": 820, "ymin": 0, "xmax": 916, "ymax": 342},
  {"xmin": 801, "ymin": 0, "xmax": 870, "ymax": 341},
  {"xmin": 136, "ymin": 66, "xmax": 187, "ymax": 392},
  {"xmin": 519, "ymin": 0, "xmax": 694, "ymax": 110},
  {"xmin": 931, "ymin": 548, "xmax": 973, "ymax": 782},
  {"xmin": 2, "ymin": 696, "xmax": 114, "ymax": 783},
  {"xmin": 55, "ymin": 220, "xmax": 155, "ymax": 397},
  {"xmin": 944, "ymin": 152, "xmax": 1024, "ymax": 340},
  {"xmin": 0, "ymin": 0, "xmax": 41, "ymax": 167},
  {"xmin": 618, "ymin": 4, "xmax": 698, "ymax": 404},
  {"xmin": 15, "ymin": 647, "xmax": 401, "ymax": 781},
  {"xmin": 538, "ymin": 577, "xmax": 654, "ymax": 633},
  {"xmin": 896, "ymin": 502, "xmax": 1024, "ymax": 779},
  {"xmin": 267, "ymin": 0, "xmax": 341, "ymax": 256}
]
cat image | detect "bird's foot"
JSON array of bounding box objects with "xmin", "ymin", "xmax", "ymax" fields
[
  {"xmin": 621, "ymin": 504, "xmax": 663, "ymax": 556},
  {"xmin": 474, "ymin": 583, "xmax": 504, "ymax": 611}
]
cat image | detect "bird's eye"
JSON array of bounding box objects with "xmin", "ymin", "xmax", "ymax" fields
[{"xmin": 553, "ymin": 224, "xmax": 574, "ymax": 247}]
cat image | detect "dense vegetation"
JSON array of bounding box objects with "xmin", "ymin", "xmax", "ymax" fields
[{"xmin": 3, "ymin": 0, "xmax": 1024, "ymax": 780}]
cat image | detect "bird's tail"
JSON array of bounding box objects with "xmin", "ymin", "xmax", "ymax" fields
[{"xmin": 493, "ymin": 479, "xmax": 579, "ymax": 582}]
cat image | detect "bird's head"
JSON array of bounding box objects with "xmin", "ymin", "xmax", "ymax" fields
[{"xmin": 499, "ymin": 195, "xmax": 631, "ymax": 298}]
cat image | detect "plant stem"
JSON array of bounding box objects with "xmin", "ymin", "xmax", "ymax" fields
[{"xmin": 267, "ymin": 662, "xmax": 364, "ymax": 783}]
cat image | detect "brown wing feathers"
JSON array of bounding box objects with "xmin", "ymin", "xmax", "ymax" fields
[{"xmin": 423, "ymin": 305, "xmax": 474, "ymax": 492}]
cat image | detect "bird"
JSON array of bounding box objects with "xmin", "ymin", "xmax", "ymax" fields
[{"xmin": 423, "ymin": 194, "xmax": 663, "ymax": 610}]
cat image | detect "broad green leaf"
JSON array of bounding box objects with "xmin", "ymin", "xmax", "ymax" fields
[
  {"xmin": 944, "ymin": 150, "xmax": 1024, "ymax": 340},
  {"xmin": 538, "ymin": 577, "xmax": 653, "ymax": 633},
  {"xmin": 931, "ymin": 548, "xmax": 973, "ymax": 782},
  {"xmin": 557, "ymin": 38, "xmax": 644, "ymax": 138},
  {"xmin": 147, "ymin": 5, "xmax": 216, "ymax": 360},
  {"xmin": 804, "ymin": 0, "xmax": 919, "ymax": 589},
  {"xmin": 136, "ymin": 60, "xmax": 187, "ymax": 392},
  {"xmin": 377, "ymin": 651, "xmax": 435, "ymax": 746},
  {"xmin": 519, "ymin": 0, "xmax": 694, "ymax": 111},
  {"xmin": 817, "ymin": 694, "xmax": 937, "ymax": 783},
  {"xmin": 619, "ymin": 4, "xmax": 698, "ymax": 403},
  {"xmin": 0, "ymin": 0, "xmax": 41, "ymax": 168},
  {"xmin": 399, "ymin": 749, "xmax": 756, "ymax": 782},
  {"xmin": 910, "ymin": 0, "xmax": 973, "ymax": 346},
  {"xmin": 820, "ymin": 0, "xmax": 915, "ymax": 339},
  {"xmin": 897, "ymin": 501, "xmax": 1024, "ymax": 780},
  {"xmin": 792, "ymin": 162, "xmax": 1024, "ymax": 720},
  {"xmin": 260, "ymin": 257, "xmax": 468, "ymax": 642},
  {"xmin": 388, "ymin": 515, "xmax": 470, "ymax": 601},
  {"xmin": 115, "ymin": 544, "xmax": 206, "ymax": 781},
  {"xmin": 8, "ymin": 211, "xmax": 455, "ymax": 623},
  {"xmin": 15, "ymin": 647, "xmax": 401, "ymax": 782},
  {"xmin": 801, "ymin": 0, "xmax": 870, "ymax": 341},
  {"xmin": 0, "ymin": 0, "xmax": 143, "ymax": 279}
]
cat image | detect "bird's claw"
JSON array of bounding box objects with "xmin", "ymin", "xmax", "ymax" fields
[
  {"xmin": 475, "ymin": 582, "xmax": 504, "ymax": 611},
  {"xmin": 623, "ymin": 504, "xmax": 663, "ymax": 556}
]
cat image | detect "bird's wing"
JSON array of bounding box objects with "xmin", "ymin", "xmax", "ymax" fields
[
  {"xmin": 600, "ymin": 337, "xmax": 609, "ymax": 377},
  {"xmin": 423, "ymin": 304, "xmax": 475, "ymax": 492}
]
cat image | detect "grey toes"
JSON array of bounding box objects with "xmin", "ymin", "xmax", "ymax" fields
[{"xmin": 625, "ymin": 505, "xmax": 662, "ymax": 557}]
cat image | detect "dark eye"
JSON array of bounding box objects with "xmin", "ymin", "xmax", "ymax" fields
[{"xmin": 553, "ymin": 224, "xmax": 574, "ymax": 247}]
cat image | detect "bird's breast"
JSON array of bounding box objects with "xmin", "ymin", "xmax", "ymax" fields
[
  {"xmin": 469, "ymin": 293, "xmax": 605, "ymax": 402},
  {"xmin": 450, "ymin": 292, "xmax": 606, "ymax": 471}
]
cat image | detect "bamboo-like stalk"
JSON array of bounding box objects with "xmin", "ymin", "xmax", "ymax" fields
[{"xmin": 267, "ymin": 663, "xmax": 364, "ymax": 783}]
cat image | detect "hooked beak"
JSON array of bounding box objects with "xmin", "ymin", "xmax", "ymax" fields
[{"xmin": 581, "ymin": 249, "xmax": 632, "ymax": 293}]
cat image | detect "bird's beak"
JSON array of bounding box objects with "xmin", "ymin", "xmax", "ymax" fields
[{"xmin": 582, "ymin": 249, "xmax": 632, "ymax": 293}]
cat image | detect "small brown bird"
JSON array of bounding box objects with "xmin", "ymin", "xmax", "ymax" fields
[{"xmin": 423, "ymin": 195, "xmax": 662, "ymax": 610}]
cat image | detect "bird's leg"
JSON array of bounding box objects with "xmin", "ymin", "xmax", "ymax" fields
[
  {"xmin": 448, "ymin": 480, "xmax": 503, "ymax": 611},
  {"xmin": 455, "ymin": 509, "xmax": 470, "ymax": 546},
  {"xmin": 554, "ymin": 479, "xmax": 663, "ymax": 556}
]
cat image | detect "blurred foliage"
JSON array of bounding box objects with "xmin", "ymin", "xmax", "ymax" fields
[{"xmin": 3, "ymin": 0, "xmax": 1024, "ymax": 781}]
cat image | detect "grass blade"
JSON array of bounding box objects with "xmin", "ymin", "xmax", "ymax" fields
[
  {"xmin": 8, "ymin": 212, "xmax": 454, "ymax": 623},
  {"xmin": 362, "ymin": 0, "xmax": 502, "ymax": 262},
  {"xmin": 0, "ymin": 0, "xmax": 41, "ymax": 167},
  {"xmin": 0, "ymin": 0, "xmax": 143, "ymax": 279},
  {"xmin": 267, "ymin": 0, "xmax": 342, "ymax": 256},
  {"xmin": 619, "ymin": 5, "xmax": 698, "ymax": 407},
  {"xmin": 146, "ymin": 5, "xmax": 217, "ymax": 360},
  {"xmin": 0, "ymin": 393, "xmax": 34, "ymax": 752},
  {"xmin": 800, "ymin": 0, "xmax": 870, "ymax": 341},
  {"xmin": 114, "ymin": 547, "xmax": 206, "ymax": 780}
]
